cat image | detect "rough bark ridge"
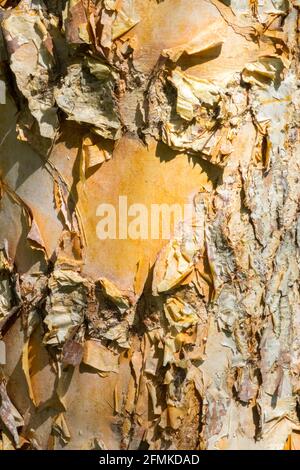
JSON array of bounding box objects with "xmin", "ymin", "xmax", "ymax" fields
[{"xmin": 0, "ymin": 0, "xmax": 299, "ymax": 450}]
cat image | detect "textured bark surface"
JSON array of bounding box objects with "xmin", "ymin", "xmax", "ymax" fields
[{"xmin": 0, "ymin": 0, "xmax": 300, "ymax": 450}]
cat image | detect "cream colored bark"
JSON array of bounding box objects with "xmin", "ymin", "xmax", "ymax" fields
[{"xmin": 0, "ymin": 0, "xmax": 299, "ymax": 450}]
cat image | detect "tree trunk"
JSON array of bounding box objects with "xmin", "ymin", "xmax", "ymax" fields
[{"xmin": 0, "ymin": 0, "xmax": 299, "ymax": 450}]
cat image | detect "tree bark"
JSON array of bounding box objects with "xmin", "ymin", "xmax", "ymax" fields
[{"xmin": 0, "ymin": 0, "xmax": 299, "ymax": 450}]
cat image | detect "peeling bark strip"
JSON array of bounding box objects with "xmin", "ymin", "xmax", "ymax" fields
[{"xmin": 0, "ymin": 0, "xmax": 299, "ymax": 450}]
